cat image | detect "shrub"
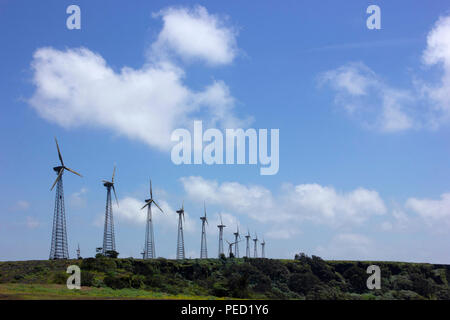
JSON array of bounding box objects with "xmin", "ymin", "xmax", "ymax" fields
[
  {"xmin": 104, "ymin": 274, "xmax": 130, "ymax": 289},
  {"xmin": 288, "ymin": 273, "xmax": 320, "ymax": 295},
  {"xmin": 343, "ymin": 265, "xmax": 368, "ymax": 293},
  {"xmin": 81, "ymin": 271, "xmax": 96, "ymax": 287},
  {"xmin": 51, "ymin": 272, "xmax": 67, "ymax": 285}
]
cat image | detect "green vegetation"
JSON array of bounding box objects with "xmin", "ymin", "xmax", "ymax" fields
[{"xmin": 0, "ymin": 254, "xmax": 449, "ymax": 300}]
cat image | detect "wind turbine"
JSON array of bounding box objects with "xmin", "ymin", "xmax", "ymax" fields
[
  {"xmin": 50, "ymin": 138, "xmax": 82, "ymax": 260},
  {"xmin": 261, "ymin": 237, "xmax": 266, "ymax": 258},
  {"xmin": 141, "ymin": 179, "xmax": 164, "ymax": 259},
  {"xmin": 227, "ymin": 239, "xmax": 242, "ymax": 258},
  {"xmin": 176, "ymin": 201, "xmax": 186, "ymax": 260},
  {"xmin": 200, "ymin": 202, "xmax": 208, "ymax": 259},
  {"xmin": 233, "ymin": 225, "xmax": 241, "ymax": 258},
  {"xmin": 101, "ymin": 166, "xmax": 119, "ymax": 255},
  {"xmin": 245, "ymin": 229, "xmax": 251, "ymax": 258},
  {"xmin": 253, "ymin": 233, "xmax": 259, "ymax": 258},
  {"xmin": 217, "ymin": 213, "xmax": 226, "ymax": 257}
]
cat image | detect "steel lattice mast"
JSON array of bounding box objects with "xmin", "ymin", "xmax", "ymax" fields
[
  {"xmin": 102, "ymin": 166, "xmax": 119, "ymax": 255},
  {"xmin": 141, "ymin": 180, "xmax": 163, "ymax": 259},
  {"xmin": 227, "ymin": 239, "xmax": 241, "ymax": 258},
  {"xmin": 217, "ymin": 213, "xmax": 226, "ymax": 257},
  {"xmin": 245, "ymin": 229, "xmax": 251, "ymax": 258},
  {"xmin": 253, "ymin": 233, "xmax": 259, "ymax": 258},
  {"xmin": 49, "ymin": 138, "xmax": 82, "ymax": 260},
  {"xmin": 261, "ymin": 238, "xmax": 266, "ymax": 258},
  {"xmin": 200, "ymin": 202, "xmax": 208, "ymax": 259},
  {"xmin": 176, "ymin": 202, "xmax": 185, "ymax": 260},
  {"xmin": 50, "ymin": 173, "xmax": 68, "ymax": 259},
  {"xmin": 233, "ymin": 226, "xmax": 241, "ymax": 258},
  {"xmin": 227, "ymin": 240, "xmax": 234, "ymax": 257}
]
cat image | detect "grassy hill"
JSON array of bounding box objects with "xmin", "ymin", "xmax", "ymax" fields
[{"xmin": 1, "ymin": 254, "xmax": 449, "ymax": 299}]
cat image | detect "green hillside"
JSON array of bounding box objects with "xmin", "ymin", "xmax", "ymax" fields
[{"xmin": 0, "ymin": 254, "xmax": 449, "ymax": 300}]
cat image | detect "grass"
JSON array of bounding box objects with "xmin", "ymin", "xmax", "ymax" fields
[{"xmin": 0, "ymin": 283, "xmax": 222, "ymax": 300}]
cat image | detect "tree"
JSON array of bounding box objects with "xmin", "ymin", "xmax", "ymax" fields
[
  {"xmin": 288, "ymin": 273, "xmax": 321, "ymax": 295},
  {"xmin": 105, "ymin": 250, "xmax": 119, "ymax": 258}
]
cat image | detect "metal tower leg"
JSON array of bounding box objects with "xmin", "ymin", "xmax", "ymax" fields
[
  {"xmin": 246, "ymin": 238, "xmax": 250, "ymax": 258},
  {"xmin": 200, "ymin": 222, "xmax": 208, "ymax": 259},
  {"xmin": 50, "ymin": 176, "xmax": 69, "ymax": 259},
  {"xmin": 144, "ymin": 205, "xmax": 155, "ymax": 259},
  {"xmin": 177, "ymin": 215, "xmax": 185, "ymax": 259},
  {"xmin": 102, "ymin": 186, "xmax": 116, "ymax": 254},
  {"xmin": 234, "ymin": 235, "xmax": 239, "ymax": 258},
  {"xmin": 218, "ymin": 227, "xmax": 224, "ymax": 257}
]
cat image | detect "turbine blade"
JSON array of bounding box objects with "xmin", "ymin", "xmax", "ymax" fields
[
  {"xmin": 50, "ymin": 168, "xmax": 63, "ymax": 190},
  {"xmin": 182, "ymin": 200, "xmax": 184, "ymax": 211},
  {"xmin": 141, "ymin": 202, "xmax": 149, "ymax": 210},
  {"xmin": 150, "ymin": 179, "xmax": 153, "ymax": 199},
  {"xmin": 153, "ymin": 200, "xmax": 164, "ymax": 213},
  {"xmin": 112, "ymin": 185, "xmax": 119, "ymax": 207},
  {"xmin": 112, "ymin": 165, "xmax": 116, "ymax": 183},
  {"xmin": 55, "ymin": 137, "xmax": 64, "ymax": 167},
  {"xmin": 64, "ymin": 166, "xmax": 82, "ymax": 177}
]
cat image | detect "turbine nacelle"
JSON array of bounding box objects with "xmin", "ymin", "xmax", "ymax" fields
[
  {"xmin": 102, "ymin": 166, "xmax": 119, "ymax": 207},
  {"xmin": 200, "ymin": 202, "xmax": 208, "ymax": 225},
  {"xmin": 50, "ymin": 138, "xmax": 82, "ymax": 191},
  {"xmin": 141, "ymin": 179, "xmax": 164, "ymax": 213},
  {"xmin": 176, "ymin": 201, "xmax": 185, "ymax": 223}
]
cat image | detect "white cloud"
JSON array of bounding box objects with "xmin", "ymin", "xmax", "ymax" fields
[
  {"xmin": 380, "ymin": 209, "xmax": 412, "ymax": 232},
  {"xmin": 319, "ymin": 62, "xmax": 415, "ymax": 132},
  {"xmin": 422, "ymin": 15, "xmax": 450, "ymax": 126},
  {"xmin": 180, "ymin": 176, "xmax": 386, "ymax": 230},
  {"xmin": 266, "ymin": 226, "xmax": 300, "ymax": 240},
  {"xmin": 406, "ymin": 193, "xmax": 450, "ymax": 230},
  {"xmin": 285, "ymin": 183, "xmax": 387, "ymax": 226},
  {"xmin": 29, "ymin": 6, "xmax": 246, "ymax": 151},
  {"xmin": 25, "ymin": 216, "xmax": 40, "ymax": 229},
  {"xmin": 321, "ymin": 14, "xmax": 450, "ymax": 133},
  {"xmin": 152, "ymin": 6, "xmax": 237, "ymax": 65},
  {"xmin": 70, "ymin": 187, "xmax": 88, "ymax": 208}
]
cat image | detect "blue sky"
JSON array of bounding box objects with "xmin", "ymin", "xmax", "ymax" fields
[{"xmin": 1, "ymin": 0, "xmax": 450, "ymax": 263}]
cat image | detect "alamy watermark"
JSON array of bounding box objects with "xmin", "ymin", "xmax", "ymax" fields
[
  {"xmin": 66, "ymin": 265, "xmax": 81, "ymax": 290},
  {"xmin": 366, "ymin": 265, "xmax": 381, "ymax": 290},
  {"xmin": 171, "ymin": 121, "xmax": 279, "ymax": 175}
]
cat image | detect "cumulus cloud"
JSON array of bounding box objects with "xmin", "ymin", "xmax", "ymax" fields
[
  {"xmin": 406, "ymin": 193, "xmax": 450, "ymax": 231},
  {"xmin": 380, "ymin": 209, "xmax": 413, "ymax": 232},
  {"xmin": 29, "ymin": 6, "xmax": 246, "ymax": 151},
  {"xmin": 321, "ymin": 14, "xmax": 450, "ymax": 132},
  {"xmin": 69, "ymin": 187, "xmax": 88, "ymax": 208},
  {"xmin": 284, "ymin": 183, "xmax": 387, "ymax": 226},
  {"xmin": 421, "ymin": 15, "xmax": 450, "ymax": 127},
  {"xmin": 319, "ymin": 62, "xmax": 415, "ymax": 132},
  {"xmin": 152, "ymin": 6, "xmax": 237, "ymax": 65},
  {"xmin": 180, "ymin": 176, "xmax": 386, "ymax": 230}
]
